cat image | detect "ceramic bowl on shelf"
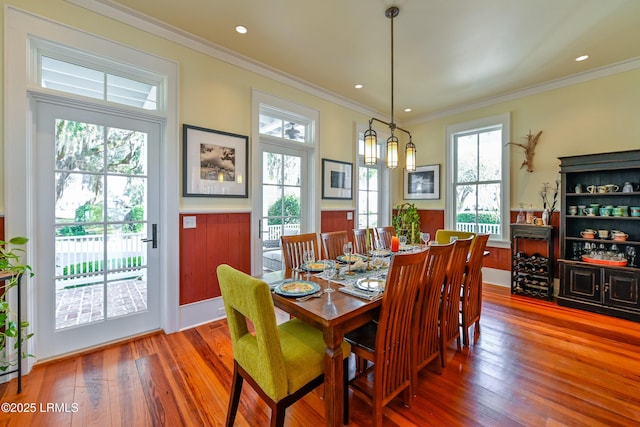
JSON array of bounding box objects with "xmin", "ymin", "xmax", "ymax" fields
[{"xmin": 580, "ymin": 229, "xmax": 596, "ymax": 239}]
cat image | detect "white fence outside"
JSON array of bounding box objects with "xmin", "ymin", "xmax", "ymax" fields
[
  {"xmin": 265, "ymin": 223, "xmax": 300, "ymax": 241},
  {"xmin": 55, "ymin": 233, "xmax": 146, "ymax": 289},
  {"xmin": 457, "ymin": 222, "xmax": 501, "ymax": 235}
]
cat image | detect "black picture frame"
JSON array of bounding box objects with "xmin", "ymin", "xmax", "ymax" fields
[
  {"xmin": 404, "ymin": 164, "xmax": 440, "ymax": 200},
  {"xmin": 183, "ymin": 124, "xmax": 249, "ymax": 197},
  {"xmin": 322, "ymin": 158, "xmax": 353, "ymax": 200}
]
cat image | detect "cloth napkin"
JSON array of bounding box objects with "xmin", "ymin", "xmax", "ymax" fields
[{"xmin": 339, "ymin": 286, "xmax": 383, "ymax": 301}]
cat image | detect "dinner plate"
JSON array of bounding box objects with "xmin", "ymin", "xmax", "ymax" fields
[
  {"xmin": 275, "ymin": 280, "xmax": 321, "ymax": 297},
  {"xmin": 301, "ymin": 261, "xmax": 327, "ymax": 272},
  {"xmin": 354, "ymin": 277, "xmax": 386, "ymax": 293},
  {"xmin": 370, "ymin": 249, "xmax": 392, "ymax": 257},
  {"xmin": 336, "ymin": 254, "xmax": 366, "ymax": 263}
]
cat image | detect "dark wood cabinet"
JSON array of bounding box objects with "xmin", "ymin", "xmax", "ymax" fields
[
  {"xmin": 511, "ymin": 224, "xmax": 554, "ymax": 300},
  {"xmin": 558, "ymin": 150, "xmax": 640, "ymax": 321},
  {"xmin": 559, "ymin": 261, "xmax": 640, "ymax": 320}
]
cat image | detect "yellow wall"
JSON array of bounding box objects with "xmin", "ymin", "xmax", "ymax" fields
[
  {"xmin": 2, "ymin": 0, "xmax": 640, "ymax": 215},
  {"xmin": 0, "ymin": 0, "xmax": 368, "ymax": 213},
  {"xmin": 403, "ymin": 68, "xmax": 640, "ymax": 211}
]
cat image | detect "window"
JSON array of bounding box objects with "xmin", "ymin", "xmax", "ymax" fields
[
  {"xmin": 446, "ymin": 113, "xmax": 510, "ymax": 242},
  {"xmin": 259, "ymin": 105, "xmax": 313, "ymax": 143},
  {"xmin": 35, "ymin": 41, "xmax": 161, "ymax": 111},
  {"xmin": 356, "ymin": 131, "xmax": 389, "ymax": 229}
]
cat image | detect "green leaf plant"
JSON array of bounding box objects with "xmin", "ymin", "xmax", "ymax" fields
[
  {"xmin": 392, "ymin": 203, "xmax": 422, "ymax": 244},
  {"xmin": 0, "ymin": 237, "xmax": 34, "ymax": 372}
]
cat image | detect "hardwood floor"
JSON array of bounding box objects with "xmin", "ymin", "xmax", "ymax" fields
[{"xmin": 2, "ymin": 284, "xmax": 640, "ymax": 426}]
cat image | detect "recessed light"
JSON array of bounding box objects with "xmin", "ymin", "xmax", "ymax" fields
[
  {"xmin": 404, "ymin": 108, "xmax": 412, "ymax": 112},
  {"xmin": 355, "ymin": 84, "xmax": 363, "ymax": 89},
  {"xmin": 576, "ymin": 54, "xmax": 589, "ymax": 62},
  {"xmin": 235, "ymin": 25, "xmax": 248, "ymax": 34}
]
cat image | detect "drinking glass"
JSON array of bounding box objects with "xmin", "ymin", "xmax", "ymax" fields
[
  {"xmin": 343, "ymin": 242, "xmax": 354, "ymax": 275},
  {"xmin": 302, "ymin": 249, "xmax": 314, "ymax": 278},
  {"xmin": 420, "ymin": 232, "xmax": 431, "ymax": 247},
  {"xmin": 399, "ymin": 235, "xmax": 407, "ymax": 247},
  {"xmin": 371, "ymin": 253, "xmax": 384, "ymax": 278},
  {"xmin": 323, "ymin": 260, "xmax": 336, "ymax": 293}
]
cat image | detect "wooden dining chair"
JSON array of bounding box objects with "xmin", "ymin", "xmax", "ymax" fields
[
  {"xmin": 344, "ymin": 250, "xmax": 428, "ymax": 427},
  {"xmin": 461, "ymin": 233, "xmax": 490, "ymax": 347},
  {"xmin": 281, "ymin": 232, "xmax": 319, "ymax": 271},
  {"xmin": 217, "ymin": 264, "xmax": 351, "ymax": 427},
  {"xmin": 439, "ymin": 236, "xmax": 473, "ymax": 367},
  {"xmin": 375, "ymin": 226, "xmax": 396, "ymax": 250},
  {"xmin": 320, "ymin": 230, "xmax": 349, "ymax": 260},
  {"xmin": 352, "ymin": 228, "xmax": 374, "ymax": 254},
  {"xmin": 411, "ymin": 242, "xmax": 454, "ymax": 392}
]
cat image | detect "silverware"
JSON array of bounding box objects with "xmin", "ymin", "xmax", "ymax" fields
[{"xmin": 296, "ymin": 291, "xmax": 322, "ymax": 302}]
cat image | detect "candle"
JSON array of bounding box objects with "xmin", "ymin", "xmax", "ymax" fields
[
  {"xmin": 391, "ymin": 236, "xmax": 399, "ymax": 252},
  {"xmin": 411, "ymin": 223, "xmax": 415, "ymax": 244},
  {"xmin": 366, "ymin": 228, "xmax": 370, "ymax": 251}
]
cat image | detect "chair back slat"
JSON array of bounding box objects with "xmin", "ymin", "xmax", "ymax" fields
[
  {"xmin": 440, "ymin": 237, "xmax": 473, "ymax": 367},
  {"xmin": 375, "ymin": 226, "xmax": 396, "ymax": 250},
  {"xmin": 281, "ymin": 233, "xmax": 319, "ymax": 271},
  {"xmin": 352, "ymin": 228, "xmax": 375, "ymax": 254},
  {"xmin": 461, "ymin": 233, "xmax": 490, "ymax": 346},
  {"xmin": 375, "ymin": 250, "xmax": 428, "ymax": 403},
  {"xmin": 412, "ymin": 242, "xmax": 454, "ymax": 387},
  {"xmin": 320, "ymin": 231, "xmax": 349, "ymax": 260}
]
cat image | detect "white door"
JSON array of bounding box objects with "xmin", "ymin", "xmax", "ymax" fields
[
  {"xmin": 257, "ymin": 144, "xmax": 309, "ymax": 272},
  {"xmin": 35, "ymin": 101, "xmax": 161, "ymax": 359}
]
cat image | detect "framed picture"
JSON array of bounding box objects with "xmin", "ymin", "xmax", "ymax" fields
[
  {"xmin": 322, "ymin": 158, "xmax": 353, "ymax": 200},
  {"xmin": 404, "ymin": 164, "xmax": 440, "ymax": 200},
  {"xmin": 183, "ymin": 124, "xmax": 248, "ymax": 197}
]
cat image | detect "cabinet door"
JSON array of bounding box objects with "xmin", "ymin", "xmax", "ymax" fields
[
  {"xmin": 604, "ymin": 270, "xmax": 640, "ymax": 311},
  {"xmin": 561, "ymin": 264, "xmax": 602, "ymax": 303}
]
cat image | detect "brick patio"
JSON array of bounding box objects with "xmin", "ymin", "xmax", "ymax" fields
[{"xmin": 55, "ymin": 279, "xmax": 147, "ymax": 329}]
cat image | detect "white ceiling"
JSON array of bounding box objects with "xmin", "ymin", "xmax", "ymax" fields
[{"xmin": 104, "ymin": 0, "xmax": 640, "ymax": 122}]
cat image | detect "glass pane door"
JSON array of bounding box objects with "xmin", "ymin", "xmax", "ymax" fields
[{"xmin": 36, "ymin": 101, "xmax": 160, "ymax": 359}]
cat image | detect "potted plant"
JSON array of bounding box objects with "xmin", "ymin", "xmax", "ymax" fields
[
  {"xmin": 0, "ymin": 236, "xmax": 34, "ymax": 372},
  {"xmin": 392, "ymin": 203, "xmax": 421, "ymax": 244}
]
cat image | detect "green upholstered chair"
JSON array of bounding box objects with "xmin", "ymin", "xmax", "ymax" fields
[
  {"xmin": 434, "ymin": 229, "xmax": 476, "ymax": 253},
  {"xmin": 216, "ymin": 264, "xmax": 350, "ymax": 427}
]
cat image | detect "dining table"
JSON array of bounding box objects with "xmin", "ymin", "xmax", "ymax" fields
[{"xmin": 258, "ymin": 262, "xmax": 387, "ymax": 427}]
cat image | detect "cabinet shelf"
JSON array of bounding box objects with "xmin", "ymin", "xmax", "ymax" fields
[{"xmin": 559, "ymin": 149, "xmax": 640, "ymax": 322}]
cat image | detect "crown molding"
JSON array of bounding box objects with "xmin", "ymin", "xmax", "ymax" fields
[
  {"xmin": 405, "ymin": 56, "xmax": 640, "ymax": 125},
  {"xmin": 66, "ymin": 0, "xmax": 380, "ymax": 118}
]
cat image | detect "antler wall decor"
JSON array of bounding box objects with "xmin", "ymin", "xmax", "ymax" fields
[{"xmin": 507, "ymin": 129, "xmax": 542, "ymax": 173}]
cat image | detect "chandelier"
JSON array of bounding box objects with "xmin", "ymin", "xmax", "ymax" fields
[{"xmin": 363, "ymin": 6, "xmax": 416, "ymax": 171}]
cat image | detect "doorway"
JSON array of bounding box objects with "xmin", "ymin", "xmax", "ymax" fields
[{"xmin": 35, "ymin": 101, "xmax": 161, "ymax": 359}]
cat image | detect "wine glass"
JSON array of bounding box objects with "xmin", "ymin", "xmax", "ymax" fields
[
  {"xmin": 343, "ymin": 242, "xmax": 354, "ymax": 275},
  {"xmin": 371, "ymin": 252, "xmax": 384, "ymax": 278},
  {"xmin": 420, "ymin": 232, "xmax": 431, "ymax": 248},
  {"xmin": 302, "ymin": 249, "xmax": 314, "ymax": 278},
  {"xmin": 323, "ymin": 260, "xmax": 336, "ymax": 293}
]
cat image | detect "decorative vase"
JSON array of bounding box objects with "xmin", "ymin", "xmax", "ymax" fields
[{"xmin": 542, "ymin": 209, "xmax": 550, "ymax": 226}]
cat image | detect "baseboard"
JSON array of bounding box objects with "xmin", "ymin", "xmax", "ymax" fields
[{"xmin": 179, "ymin": 296, "xmax": 226, "ymax": 330}]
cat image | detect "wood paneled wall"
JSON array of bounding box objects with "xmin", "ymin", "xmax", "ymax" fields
[
  {"xmin": 320, "ymin": 210, "xmax": 355, "ymax": 234},
  {"xmin": 179, "ymin": 213, "xmax": 251, "ymax": 305}
]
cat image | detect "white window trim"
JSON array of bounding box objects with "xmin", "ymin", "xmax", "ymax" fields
[
  {"xmin": 251, "ymin": 89, "xmax": 320, "ymax": 274},
  {"xmin": 4, "ymin": 7, "xmax": 180, "ymax": 374},
  {"xmin": 445, "ymin": 113, "xmax": 511, "ymax": 246}
]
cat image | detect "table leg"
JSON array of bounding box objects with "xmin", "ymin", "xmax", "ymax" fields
[{"xmin": 323, "ymin": 329, "xmax": 344, "ymax": 427}]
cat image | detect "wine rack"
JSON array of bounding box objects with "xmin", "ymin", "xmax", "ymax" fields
[{"xmin": 511, "ymin": 224, "xmax": 554, "ymax": 300}]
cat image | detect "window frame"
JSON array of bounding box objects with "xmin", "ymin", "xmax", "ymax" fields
[
  {"xmin": 356, "ymin": 126, "xmax": 390, "ymax": 229},
  {"xmin": 445, "ymin": 113, "xmax": 511, "ymax": 245}
]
